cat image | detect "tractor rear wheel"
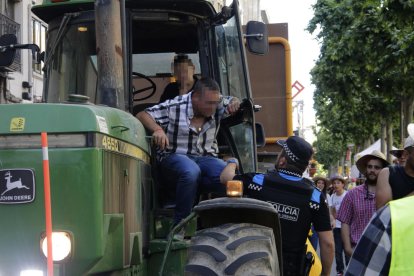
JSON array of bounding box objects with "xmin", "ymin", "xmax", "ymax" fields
[{"xmin": 185, "ymin": 223, "xmax": 280, "ymax": 276}]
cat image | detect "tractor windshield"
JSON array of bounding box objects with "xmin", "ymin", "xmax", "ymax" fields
[
  {"xmin": 215, "ymin": 16, "xmax": 248, "ymax": 100},
  {"xmin": 215, "ymin": 15, "xmax": 256, "ymax": 172},
  {"xmin": 43, "ymin": 12, "xmax": 97, "ymax": 104}
]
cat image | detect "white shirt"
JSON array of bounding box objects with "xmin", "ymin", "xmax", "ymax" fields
[{"xmin": 330, "ymin": 190, "xmax": 347, "ymax": 228}]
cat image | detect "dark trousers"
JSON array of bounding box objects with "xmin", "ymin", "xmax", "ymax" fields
[{"xmin": 333, "ymin": 228, "xmax": 350, "ymax": 273}]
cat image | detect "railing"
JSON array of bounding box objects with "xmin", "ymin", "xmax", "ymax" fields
[{"xmin": 0, "ymin": 13, "xmax": 21, "ymax": 72}]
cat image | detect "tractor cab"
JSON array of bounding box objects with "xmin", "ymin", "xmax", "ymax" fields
[
  {"xmin": 32, "ymin": 0, "xmax": 267, "ymax": 174},
  {"xmin": 0, "ymin": 1, "xmax": 276, "ymax": 275}
]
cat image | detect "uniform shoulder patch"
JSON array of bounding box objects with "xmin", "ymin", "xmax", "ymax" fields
[
  {"xmin": 252, "ymin": 174, "xmax": 265, "ymax": 186},
  {"xmin": 309, "ymin": 188, "xmax": 321, "ymax": 210},
  {"xmin": 311, "ymin": 188, "xmax": 321, "ymax": 203}
]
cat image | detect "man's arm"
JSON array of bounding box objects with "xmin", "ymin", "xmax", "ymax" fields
[
  {"xmin": 336, "ymin": 192, "xmax": 353, "ymax": 256},
  {"xmin": 326, "ymin": 195, "xmax": 335, "ymax": 228},
  {"xmin": 341, "ymin": 223, "xmax": 353, "ymax": 257},
  {"xmin": 330, "ymin": 206, "xmax": 336, "ymax": 219},
  {"xmin": 376, "ymin": 168, "xmax": 392, "ymax": 209},
  {"xmin": 220, "ymin": 162, "xmax": 238, "ymax": 184},
  {"xmin": 329, "ymin": 207, "xmax": 336, "ymax": 229},
  {"xmin": 137, "ymin": 111, "xmax": 169, "ymax": 150},
  {"xmin": 317, "ymin": 230, "xmax": 334, "ymax": 276}
]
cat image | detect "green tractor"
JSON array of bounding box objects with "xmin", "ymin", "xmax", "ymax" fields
[{"xmin": 0, "ymin": 0, "xmax": 282, "ymax": 275}]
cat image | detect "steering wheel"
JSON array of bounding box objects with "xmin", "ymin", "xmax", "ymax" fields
[{"xmin": 132, "ymin": 72, "xmax": 157, "ymax": 101}]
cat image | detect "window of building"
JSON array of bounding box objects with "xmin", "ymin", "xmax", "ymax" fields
[{"xmin": 32, "ymin": 17, "xmax": 46, "ymax": 74}]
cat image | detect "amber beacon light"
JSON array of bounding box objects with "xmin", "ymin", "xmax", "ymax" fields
[{"xmin": 226, "ymin": 180, "xmax": 243, "ymax": 197}]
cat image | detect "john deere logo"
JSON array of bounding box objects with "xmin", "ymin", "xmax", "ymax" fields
[
  {"xmin": 0, "ymin": 169, "xmax": 35, "ymax": 204},
  {"xmin": 10, "ymin": 117, "xmax": 25, "ymax": 131}
]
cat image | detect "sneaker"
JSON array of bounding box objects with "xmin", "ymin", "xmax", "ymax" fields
[{"xmin": 336, "ymin": 272, "xmax": 343, "ymax": 276}]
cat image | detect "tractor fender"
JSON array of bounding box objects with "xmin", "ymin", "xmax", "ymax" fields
[{"xmin": 193, "ymin": 197, "xmax": 282, "ymax": 267}]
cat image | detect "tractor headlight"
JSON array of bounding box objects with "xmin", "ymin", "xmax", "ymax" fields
[
  {"xmin": 40, "ymin": 232, "xmax": 72, "ymax": 262},
  {"xmin": 226, "ymin": 180, "xmax": 243, "ymax": 197},
  {"xmin": 20, "ymin": 270, "xmax": 43, "ymax": 276}
]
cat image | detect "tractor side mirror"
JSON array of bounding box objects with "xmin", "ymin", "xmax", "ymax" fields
[
  {"xmin": 0, "ymin": 34, "xmax": 18, "ymax": 67},
  {"xmin": 0, "ymin": 34, "xmax": 41, "ymax": 68},
  {"xmin": 245, "ymin": 21, "xmax": 269, "ymax": 55}
]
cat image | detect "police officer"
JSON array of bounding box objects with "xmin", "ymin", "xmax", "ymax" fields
[{"xmin": 220, "ymin": 136, "xmax": 334, "ymax": 276}]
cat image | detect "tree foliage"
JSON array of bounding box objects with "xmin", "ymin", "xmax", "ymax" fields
[{"xmin": 308, "ymin": 0, "xmax": 414, "ymax": 169}]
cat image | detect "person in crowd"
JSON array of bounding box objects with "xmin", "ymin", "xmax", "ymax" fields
[
  {"xmin": 220, "ymin": 136, "xmax": 334, "ymax": 276},
  {"xmin": 337, "ymin": 150, "xmax": 389, "ymax": 258},
  {"xmin": 309, "ymin": 176, "xmax": 335, "ymax": 250},
  {"xmin": 329, "ymin": 175, "xmax": 349, "ymax": 276},
  {"xmin": 376, "ymin": 133, "xmax": 414, "ymax": 209},
  {"xmin": 159, "ymin": 54, "xmax": 196, "ymax": 102},
  {"xmin": 345, "ymin": 192, "xmax": 414, "ymax": 276},
  {"xmin": 137, "ymin": 77, "xmax": 240, "ymax": 228},
  {"xmin": 314, "ymin": 176, "xmax": 332, "ymax": 203},
  {"xmin": 389, "ymin": 138, "xmax": 409, "ymax": 166}
]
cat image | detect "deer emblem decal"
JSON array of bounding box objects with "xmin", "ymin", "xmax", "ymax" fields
[{"xmin": 1, "ymin": 171, "xmax": 30, "ymax": 196}]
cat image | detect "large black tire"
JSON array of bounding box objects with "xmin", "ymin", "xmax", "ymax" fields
[{"xmin": 185, "ymin": 223, "xmax": 280, "ymax": 276}]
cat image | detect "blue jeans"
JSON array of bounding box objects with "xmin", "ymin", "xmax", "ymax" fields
[
  {"xmin": 334, "ymin": 227, "xmax": 350, "ymax": 273},
  {"xmin": 159, "ymin": 154, "xmax": 226, "ymax": 224}
]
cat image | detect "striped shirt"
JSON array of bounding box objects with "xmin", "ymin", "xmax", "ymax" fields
[
  {"xmin": 337, "ymin": 184, "xmax": 376, "ymax": 246},
  {"xmin": 145, "ymin": 91, "xmax": 232, "ymax": 159}
]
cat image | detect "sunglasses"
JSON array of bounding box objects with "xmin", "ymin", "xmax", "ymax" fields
[{"xmin": 366, "ymin": 164, "xmax": 382, "ymax": 170}]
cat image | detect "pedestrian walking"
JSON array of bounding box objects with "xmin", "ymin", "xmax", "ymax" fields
[
  {"xmin": 330, "ymin": 175, "xmax": 349, "ymax": 275},
  {"xmin": 336, "ymin": 150, "xmax": 389, "ymax": 258}
]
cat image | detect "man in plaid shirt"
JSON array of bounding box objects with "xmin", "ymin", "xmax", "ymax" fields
[
  {"xmin": 344, "ymin": 202, "xmax": 391, "ymax": 275},
  {"xmin": 337, "ymin": 150, "xmax": 389, "ymax": 269},
  {"xmin": 346, "ymin": 192, "xmax": 414, "ymax": 275},
  {"xmin": 137, "ymin": 77, "xmax": 240, "ymax": 226}
]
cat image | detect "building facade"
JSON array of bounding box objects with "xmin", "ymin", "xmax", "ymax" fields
[{"xmin": 0, "ymin": 0, "xmax": 44, "ymax": 103}]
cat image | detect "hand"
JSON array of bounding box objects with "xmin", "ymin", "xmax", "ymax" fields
[
  {"xmin": 226, "ymin": 98, "xmax": 240, "ymax": 114},
  {"xmin": 330, "ymin": 215, "xmax": 335, "ymax": 229},
  {"xmin": 152, "ymin": 128, "xmax": 169, "ymax": 150}
]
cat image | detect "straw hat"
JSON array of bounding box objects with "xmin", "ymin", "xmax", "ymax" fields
[
  {"xmin": 313, "ymin": 176, "xmax": 329, "ymax": 185},
  {"xmin": 356, "ymin": 150, "xmax": 389, "ymax": 174},
  {"xmin": 330, "ymin": 175, "xmax": 346, "ymax": 185}
]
